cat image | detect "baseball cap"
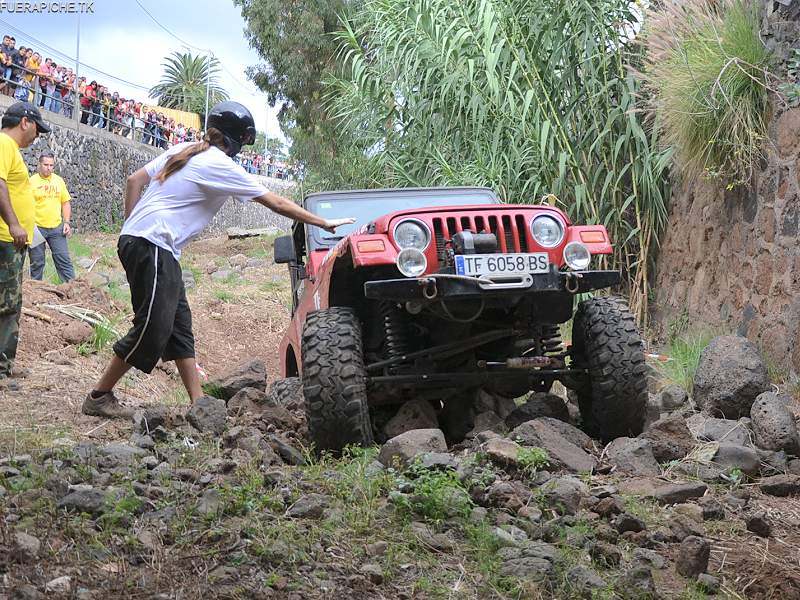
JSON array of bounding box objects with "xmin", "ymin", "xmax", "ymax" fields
[{"xmin": 4, "ymin": 102, "xmax": 51, "ymax": 134}]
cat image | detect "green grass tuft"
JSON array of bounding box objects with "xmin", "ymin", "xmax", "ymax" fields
[
  {"xmin": 656, "ymin": 331, "xmax": 714, "ymax": 391},
  {"xmin": 644, "ymin": 0, "xmax": 772, "ymax": 187}
]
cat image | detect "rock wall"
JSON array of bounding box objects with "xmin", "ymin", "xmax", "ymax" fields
[
  {"xmin": 0, "ymin": 94, "xmax": 293, "ymax": 234},
  {"xmin": 653, "ymin": 3, "xmax": 800, "ymax": 373}
]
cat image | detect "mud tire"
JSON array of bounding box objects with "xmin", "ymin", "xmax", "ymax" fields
[
  {"xmin": 572, "ymin": 297, "xmax": 647, "ymax": 442},
  {"xmin": 301, "ymin": 307, "xmax": 374, "ymax": 453},
  {"xmin": 267, "ymin": 377, "xmax": 303, "ymax": 409}
]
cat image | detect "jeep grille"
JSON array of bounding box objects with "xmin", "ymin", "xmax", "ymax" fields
[{"xmin": 432, "ymin": 214, "xmax": 530, "ymax": 266}]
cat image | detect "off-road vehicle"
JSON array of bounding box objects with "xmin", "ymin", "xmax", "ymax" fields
[{"xmin": 273, "ymin": 187, "xmax": 647, "ymax": 452}]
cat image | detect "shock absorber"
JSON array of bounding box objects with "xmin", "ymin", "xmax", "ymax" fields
[
  {"xmin": 540, "ymin": 324, "xmax": 564, "ymax": 357},
  {"xmin": 382, "ymin": 302, "xmax": 411, "ymax": 360}
]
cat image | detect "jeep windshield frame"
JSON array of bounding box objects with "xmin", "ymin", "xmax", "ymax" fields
[{"xmin": 303, "ymin": 187, "xmax": 499, "ymax": 251}]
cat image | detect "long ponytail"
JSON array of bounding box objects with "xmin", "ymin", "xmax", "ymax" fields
[{"xmin": 153, "ymin": 128, "xmax": 227, "ymax": 183}]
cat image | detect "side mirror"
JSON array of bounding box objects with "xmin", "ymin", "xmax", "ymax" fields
[{"xmin": 273, "ymin": 235, "xmax": 297, "ymax": 264}]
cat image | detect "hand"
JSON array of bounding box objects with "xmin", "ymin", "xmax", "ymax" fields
[
  {"xmin": 322, "ymin": 217, "xmax": 356, "ymax": 234},
  {"xmin": 9, "ymin": 223, "xmax": 27, "ymax": 249},
  {"xmin": 63, "ymin": 222, "xmax": 72, "ymax": 237}
]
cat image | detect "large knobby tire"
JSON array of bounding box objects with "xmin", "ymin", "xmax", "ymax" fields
[
  {"xmin": 572, "ymin": 297, "xmax": 647, "ymax": 442},
  {"xmin": 267, "ymin": 377, "xmax": 303, "ymax": 410},
  {"xmin": 301, "ymin": 307, "xmax": 374, "ymax": 453}
]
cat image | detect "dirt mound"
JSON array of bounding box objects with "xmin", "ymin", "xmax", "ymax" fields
[{"xmin": 19, "ymin": 278, "xmax": 123, "ymax": 357}]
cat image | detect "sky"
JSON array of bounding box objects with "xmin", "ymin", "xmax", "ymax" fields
[{"xmin": 0, "ymin": 0, "xmax": 284, "ymax": 144}]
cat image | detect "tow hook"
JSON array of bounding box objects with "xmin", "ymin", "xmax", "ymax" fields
[
  {"xmin": 565, "ymin": 272, "xmax": 582, "ymax": 294},
  {"xmin": 421, "ymin": 278, "xmax": 438, "ymax": 299}
]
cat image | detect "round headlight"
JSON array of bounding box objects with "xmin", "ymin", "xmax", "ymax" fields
[
  {"xmin": 396, "ymin": 248, "xmax": 427, "ymax": 278},
  {"xmin": 530, "ymin": 215, "xmax": 565, "ymax": 248},
  {"xmin": 393, "ymin": 219, "xmax": 431, "ymax": 250},
  {"xmin": 563, "ymin": 242, "xmax": 591, "ymax": 270}
]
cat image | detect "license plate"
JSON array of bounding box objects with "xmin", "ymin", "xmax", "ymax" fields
[{"xmin": 455, "ymin": 253, "xmax": 549, "ymax": 276}]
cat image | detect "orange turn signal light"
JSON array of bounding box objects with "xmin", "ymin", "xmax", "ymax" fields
[
  {"xmin": 357, "ymin": 240, "xmax": 386, "ymax": 253},
  {"xmin": 580, "ymin": 231, "xmax": 606, "ymax": 243}
]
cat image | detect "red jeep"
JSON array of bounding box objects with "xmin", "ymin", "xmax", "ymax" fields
[{"xmin": 273, "ymin": 187, "xmax": 647, "ymax": 452}]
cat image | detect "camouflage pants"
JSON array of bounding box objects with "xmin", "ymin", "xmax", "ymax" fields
[{"xmin": 0, "ymin": 241, "xmax": 24, "ymax": 377}]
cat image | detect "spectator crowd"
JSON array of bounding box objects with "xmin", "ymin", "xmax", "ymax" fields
[{"xmin": 0, "ymin": 33, "xmax": 292, "ymax": 178}]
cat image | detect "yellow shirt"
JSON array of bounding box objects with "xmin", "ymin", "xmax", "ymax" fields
[
  {"xmin": 30, "ymin": 173, "xmax": 71, "ymax": 229},
  {"xmin": 0, "ymin": 132, "xmax": 34, "ymax": 245}
]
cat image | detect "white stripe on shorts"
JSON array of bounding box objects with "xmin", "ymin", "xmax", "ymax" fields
[{"xmin": 125, "ymin": 245, "xmax": 159, "ymax": 363}]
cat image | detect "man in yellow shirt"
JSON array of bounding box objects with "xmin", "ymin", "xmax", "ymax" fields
[
  {"xmin": 29, "ymin": 151, "xmax": 75, "ymax": 282},
  {"xmin": 0, "ymin": 102, "xmax": 50, "ymax": 388}
]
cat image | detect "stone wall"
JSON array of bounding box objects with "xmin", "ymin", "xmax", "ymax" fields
[
  {"xmin": 653, "ymin": 3, "xmax": 800, "ymax": 372},
  {"xmin": 0, "ymin": 94, "xmax": 293, "ymax": 234}
]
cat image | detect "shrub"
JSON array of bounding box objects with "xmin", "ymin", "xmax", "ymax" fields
[{"xmin": 642, "ymin": 0, "xmax": 772, "ymax": 187}]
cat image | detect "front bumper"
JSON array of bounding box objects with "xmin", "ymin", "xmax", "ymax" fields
[{"xmin": 364, "ymin": 270, "xmax": 621, "ymax": 301}]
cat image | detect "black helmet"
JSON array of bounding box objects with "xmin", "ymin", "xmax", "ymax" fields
[{"xmin": 206, "ymin": 101, "xmax": 256, "ymax": 157}]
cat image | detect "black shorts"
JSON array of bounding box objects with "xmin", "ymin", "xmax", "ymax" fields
[{"xmin": 113, "ymin": 235, "xmax": 195, "ymax": 373}]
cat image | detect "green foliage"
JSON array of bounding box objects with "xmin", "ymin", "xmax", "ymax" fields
[
  {"xmin": 394, "ymin": 460, "xmax": 473, "ymax": 523},
  {"xmin": 643, "ymin": 0, "xmax": 771, "ymax": 187},
  {"xmin": 254, "ymin": 131, "xmax": 286, "ymax": 157},
  {"xmin": 212, "ymin": 288, "xmax": 235, "ymax": 303},
  {"xmin": 657, "ymin": 330, "xmax": 713, "ymax": 391},
  {"xmin": 323, "ymin": 0, "xmax": 671, "ymax": 321},
  {"xmin": 201, "ymin": 381, "xmax": 224, "ymax": 399},
  {"xmin": 516, "ymin": 446, "xmax": 550, "ymax": 475},
  {"xmin": 77, "ymin": 316, "xmax": 123, "ymax": 356},
  {"xmin": 149, "ymin": 51, "xmax": 229, "ymax": 116},
  {"xmin": 780, "ymin": 49, "xmax": 800, "ymax": 106}
]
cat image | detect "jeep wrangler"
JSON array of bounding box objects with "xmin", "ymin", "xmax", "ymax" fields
[{"xmin": 273, "ymin": 187, "xmax": 647, "ymax": 452}]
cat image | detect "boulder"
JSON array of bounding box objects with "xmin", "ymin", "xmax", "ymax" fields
[
  {"xmin": 652, "ymin": 482, "xmax": 707, "ymax": 505},
  {"xmin": 760, "ymin": 474, "xmax": 800, "ymax": 496},
  {"xmin": 712, "ymin": 443, "xmax": 760, "ymax": 476},
  {"xmin": 509, "ymin": 418, "xmax": 596, "ymax": 473},
  {"xmin": 286, "ymin": 493, "xmax": 329, "ymax": 519},
  {"xmin": 196, "ymin": 489, "xmax": 222, "ymax": 516},
  {"xmin": 692, "ymin": 335, "xmax": 770, "ymax": 419},
  {"xmin": 639, "ymin": 414, "xmax": 696, "ymax": 462},
  {"xmin": 132, "ymin": 406, "xmax": 169, "ymax": 434},
  {"xmin": 686, "ymin": 414, "xmax": 753, "ymax": 446},
  {"xmin": 505, "ymin": 393, "xmax": 569, "ymax": 429},
  {"xmin": 542, "ymin": 477, "xmax": 588, "ymax": 515},
  {"xmin": 208, "ymin": 359, "xmax": 267, "ymax": 400},
  {"xmin": 750, "ymin": 392, "xmax": 800, "ymax": 455},
  {"xmin": 617, "ymin": 566, "xmax": 656, "ymax": 600},
  {"xmin": 676, "ymin": 536, "xmax": 710, "ymax": 578},
  {"xmin": 186, "ymin": 396, "xmax": 227, "ymax": 435},
  {"xmin": 659, "ymin": 384, "xmax": 689, "ymax": 411},
  {"xmin": 483, "ymin": 437, "xmax": 524, "ymax": 468},
  {"xmin": 669, "ymin": 514, "xmax": 704, "ymax": 541},
  {"xmin": 613, "ymin": 513, "xmax": 646, "ymax": 534},
  {"xmin": 606, "ymin": 438, "xmax": 660, "ymax": 476},
  {"xmin": 473, "ymin": 389, "xmax": 517, "ymax": 419},
  {"xmin": 227, "ymin": 387, "xmax": 269, "ymax": 417},
  {"xmin": 468, "ymin": 411, "xmax": 507, "ymax": 437},
  {"xmin": 384, "ymin": 400, "xmax": 439, "ymax": 439},
  {"xmin": 568, "ymin": 565, "xmax": 607, "ymax": 598},
  {"xmin": 62, "ymin": 320, "xmax": 94, "ymax": 345},
  {"xmin": 57, "ymin": 488, "xmax": 107, "ymax": 516},
  {"xmin": 378, "ymin": 429, "xmax": 447, "ymax": 467},
  {"xmin": 12, "ymin": 531, "xmax": 40, "ymax": 562},
  {"xmin": 745, "ymin": 512, "xmax": 771, "ymax": 537}
]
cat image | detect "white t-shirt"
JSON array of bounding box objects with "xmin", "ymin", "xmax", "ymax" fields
[{"xmin": 122, "ymin": 142, "xmax": 268, "ymax": 259}]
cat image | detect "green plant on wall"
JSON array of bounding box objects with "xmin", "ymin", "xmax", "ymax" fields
[
  {"xmin": 642, "ymin": 0, "xmax": 772, "ymax": 188},
  {"xmin": 780, "ymin": 48, "xmax": 800, "ymax": 106}
]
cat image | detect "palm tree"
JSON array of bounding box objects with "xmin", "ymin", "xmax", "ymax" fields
[{"xmin": 149, "ymin": 51, "xmax": 229, "ymax": 116}]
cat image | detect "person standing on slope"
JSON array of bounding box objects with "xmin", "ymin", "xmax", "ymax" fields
[{"xmin": 83, "ymin": 101, "xmax": 352, "ymax": 419}]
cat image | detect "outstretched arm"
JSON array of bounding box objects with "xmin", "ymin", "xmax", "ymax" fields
[{"xmin": 253, "ymin": 191, "xmax": 354, "ymax": 233}]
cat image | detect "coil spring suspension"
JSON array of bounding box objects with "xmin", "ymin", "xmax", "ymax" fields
[
  {"xmin": 540, "ymin": 325, "xmax": 564, "ymax": 356},
  {"xmin": 382, "ymin": 302, "xmax": 411, "ymax": 360}
]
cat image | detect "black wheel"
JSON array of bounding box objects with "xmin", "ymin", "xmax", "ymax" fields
[
  {"xmin": 571, "ymin": 297, "xmax": 647, "ymax": 442},
  {"xmin": 267, "ymin": 377, "xmax": 303, "ymax": 409},
  {"xmin": 301, "ymin": 307, "xmax": 374, "ymax": 453}
]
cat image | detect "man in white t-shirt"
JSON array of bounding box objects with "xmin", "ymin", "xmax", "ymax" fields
[{"xmin": 83, "ymin": 101, "xmax": 352, "ymax": 419}]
